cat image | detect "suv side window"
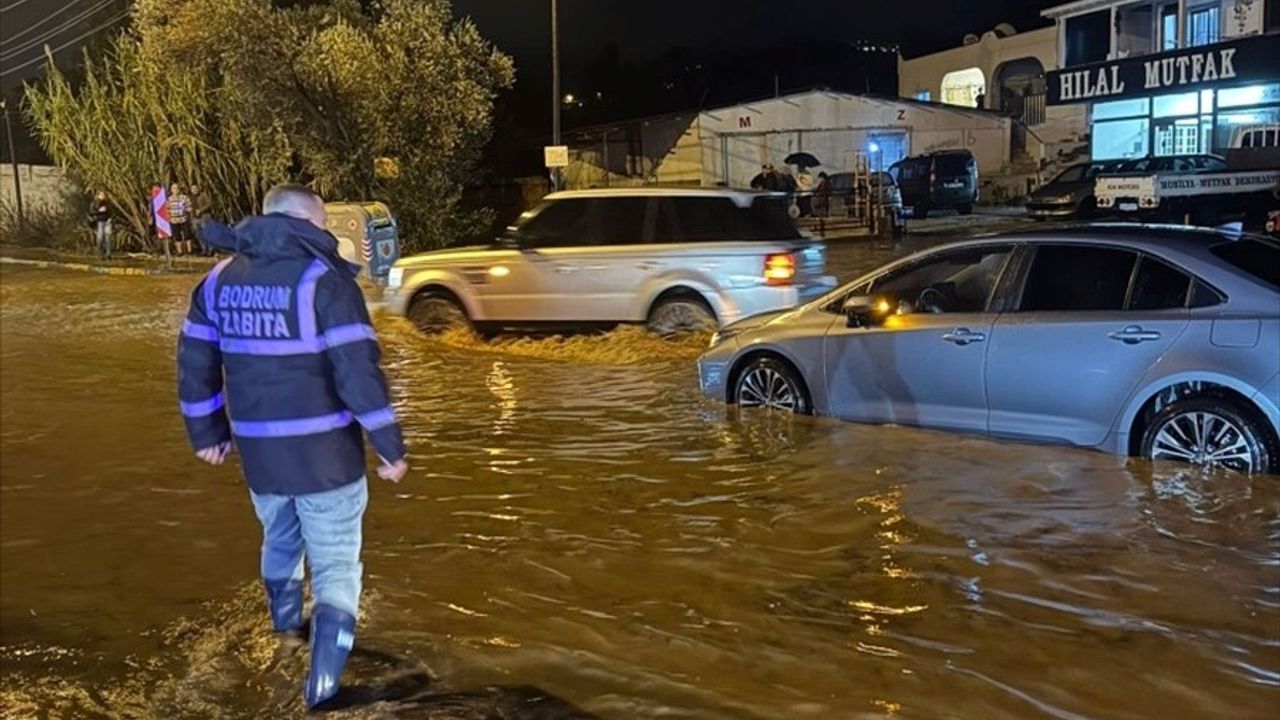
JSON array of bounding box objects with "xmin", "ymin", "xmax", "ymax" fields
[
  {"xmin": 516, "ymin": 199, "xmax": 591, "ymax": 247},
  {"xmin": 870, "ymin": 246, "xmax": 1011, "ymax": 314},
  {"xmin": 1128, "ymin": 256, "xmax": 1191, "ymax": 310},
  {"xmin": 1019, "ymin": 245, "xmax": 1137, "ymax": 311},
  {"xmin": 656, "ymin": 197, "xmax": 741, "ymax": 242},
  {"xmin": 585, "ymin": 197, "xmax": 648, "ymax": 246}
]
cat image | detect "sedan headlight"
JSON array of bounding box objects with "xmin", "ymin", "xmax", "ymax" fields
[{"xmin": 387, "ymin": 266, "xmax": 405, "ymax": 288}]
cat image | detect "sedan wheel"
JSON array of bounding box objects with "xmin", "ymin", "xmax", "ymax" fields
[
  {"xmin": 1141, "ymin": 397, "xmax": 1274, "ymax": 474},
  {"xmin": 734, "ymin": 358, "xmax": 810, "ymax": 414}
]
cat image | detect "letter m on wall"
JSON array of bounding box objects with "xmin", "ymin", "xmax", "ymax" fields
[{"xmin": 738, "ymin": 116, "xmax": 752, "ymax": 129}]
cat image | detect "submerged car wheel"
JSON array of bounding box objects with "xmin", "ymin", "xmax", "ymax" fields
[
  {"xmin": 1140, "ymin": 396, "xmax": 1275, "ymax": 474},
  {"xmin": 407, "ymin": 291, "xmax": 469, "ymax": 334},
  {"xmin": 734, "ymin": 357, "xmax": 810, "ymax": 414},
  {"xmin": 647, "ymin": 296, "xmax": 717, "ymax": 337}
]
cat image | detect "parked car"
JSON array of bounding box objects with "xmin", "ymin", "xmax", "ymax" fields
[
  {"xmin": 889, "ymin": 149, "xmax": 978, "ymax": 219},
  {"xmin": 1025, "ymin": 161, "xmax": 1120, "ymax": 220},
  {"xmin": 822, "ymin": 171, "xmax": 903, "ymax": 217},
  {"xmin": 385, "ymin": 188, "xmax": 835, "ymax": 336},
  {"xmin": 698, "ymin": 225, "xmax": 1280, "ymax": 474}
]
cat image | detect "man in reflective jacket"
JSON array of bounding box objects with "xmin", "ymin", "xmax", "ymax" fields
[{"xmin": 177, "ymin": 184, "xmax": 408, "ymax": 708}]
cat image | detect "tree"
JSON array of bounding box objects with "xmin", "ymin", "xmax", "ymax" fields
[{"xmin": 27, "ymin": 0, "xmax": 514, "ymax": 251}]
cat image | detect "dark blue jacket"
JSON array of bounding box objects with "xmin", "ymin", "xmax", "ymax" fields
[{"xmin": 177, "ymin": 214, "xmax": 406, "ymax": 496}]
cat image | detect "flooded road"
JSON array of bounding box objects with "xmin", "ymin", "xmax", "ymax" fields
[{"xmin": 2, "ymin": 238, "xmax": 1278, "ymax": 719}]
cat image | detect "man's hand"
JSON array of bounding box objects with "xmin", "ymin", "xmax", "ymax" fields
[
  {"xmin": 195, "ymin": 441, "xmax": 233, "ymax": 465},
  {"xmin": 377, "ymin": 457, "xmax": 409, "ymax": 483}
]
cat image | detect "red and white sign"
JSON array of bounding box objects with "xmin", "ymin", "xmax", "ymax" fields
[{"xmin": 152, "ymin": 186, "xmax": 171, "ymax": 238}]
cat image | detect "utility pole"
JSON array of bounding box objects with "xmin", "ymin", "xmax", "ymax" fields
[
  {"xmin": 1, "ymin": 99, "xmax": 23, "ymax": 230},
  {"xmin": 550, "ymin": 0, "xmax": 562, "ymax": 190}
]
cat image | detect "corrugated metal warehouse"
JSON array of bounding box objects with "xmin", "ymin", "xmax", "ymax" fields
[{"xmin": 562, "ymin": 89, "xmax": 1014, "ymax": 190}]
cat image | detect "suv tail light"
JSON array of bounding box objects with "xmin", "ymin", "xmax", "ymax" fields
[{"xmin": 764, "ymin": 252, "xmax": 796, "ymax": 286}]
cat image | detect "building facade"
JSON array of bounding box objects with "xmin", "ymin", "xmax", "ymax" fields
[
  {"xmin": 897, "ymin": 24, "xmax": 1091, "ymax": 186},
  {"xmin": 1044, "ymin": 0, "xmax": 1280, "ymax": 161},
  {"xmin": 562, "ymin": 90, "xmax": 1012, "ymax": 192}
]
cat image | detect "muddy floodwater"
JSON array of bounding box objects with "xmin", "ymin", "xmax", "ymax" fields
[{"xmin": 1, "ymin": 239, "xmax": 1278, "ymax": 720}]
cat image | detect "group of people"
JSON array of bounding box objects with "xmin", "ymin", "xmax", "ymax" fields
[
  {"xmin": 87, "ymin": 182, "xmax": 210, "ymax": 260},
  {"xmin": 749, "ymin": 163, "xmax": 828, "ymax": 218}
]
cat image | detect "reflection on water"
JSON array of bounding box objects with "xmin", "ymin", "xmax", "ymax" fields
[{"xmin": 2, "ymin": 263, "xmax": 1278, "ymax": 720}]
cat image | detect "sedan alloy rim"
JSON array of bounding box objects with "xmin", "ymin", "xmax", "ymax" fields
[
  {"xmin": 1150, "ymin": 411, "xmax": 1255, "ymax": 472},
  {"xmin": 738, "ymin": 367, "xmax": 799, "ymax": 412}
]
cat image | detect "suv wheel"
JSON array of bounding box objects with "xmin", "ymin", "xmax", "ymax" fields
[
  {"xmin": 734, "ymin": 357, "xmax": 810, "ymax": 414},
  {"xmin": 1140, "ymin": 396, "xmax": 1275, "ymax": 474},
  {"xmin": 408, "ymin": 291, "xmax": 470, "ymax": 334},
  {"xmin": 956, "ymin": 204, "xmax": 974, "ymax": 215},
  {"xmin": 647, "ymin": 296, "xmax": 716, "ymax": 336}
]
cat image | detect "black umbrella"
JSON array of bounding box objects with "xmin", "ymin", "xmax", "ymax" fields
[{"xmin": 784, "ymin": 152, "xmax": 821, "ymax": 168}]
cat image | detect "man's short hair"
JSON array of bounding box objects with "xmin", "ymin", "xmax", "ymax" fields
[{"xmin": 263, "ymin": 183, "xmax": 322, "ymax": 217}]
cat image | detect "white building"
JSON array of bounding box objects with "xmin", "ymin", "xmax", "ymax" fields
[
  {"xmin": 562, "ymin": 89, "xmax": 1013, "ymax": 192},
  {"xmin": 898, "ymin": 24, "xmax": 1090, "ymax": 180},
  {"xmin": 1043, "ymin": 0, "xmax": 1280, "ymax": 161}
]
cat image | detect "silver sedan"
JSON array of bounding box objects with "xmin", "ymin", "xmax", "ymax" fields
[{"xmin": 698, "ymin": 226, "xmax": 1280, "ymax": 474}]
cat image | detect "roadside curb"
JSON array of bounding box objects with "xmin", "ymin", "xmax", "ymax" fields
[{"xmin": 0, "ymin": 256, "xmax": 195, "ymax": 276}]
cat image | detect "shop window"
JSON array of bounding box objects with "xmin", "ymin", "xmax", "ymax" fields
[
  {"xmin": 941, "ymin": 68, "xmax": 985, "ymax": 108},
  {"xmin": 1093, "ymin": 97, "xmax": 1150, "ymax": 120},
  {"xmin": 1218, "ymin": 83, "xmax": 1280, "ymax": 108},
  {"xmin": 1093, "ymin": 118, "xmax": 1151, "ymax": 159},
  {"xmin": 1186, "ymin": 4, "xmax": 1220, "ymax": 47},
  {"xmin": 1215, "ymin": 108, "xmax": 1280, "ymax": 151},
  {"xmin": 1153, "ymin": 91, "xmax": 1200, "ymax": 117},
  {"xmin": 1155, "ymin": 117, "xmax": 1203, "ymax": 155}
]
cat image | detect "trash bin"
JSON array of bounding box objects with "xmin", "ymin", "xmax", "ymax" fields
[{"xmin": 324, "ymin": 202, "xmax": 400, "ymax": 284}]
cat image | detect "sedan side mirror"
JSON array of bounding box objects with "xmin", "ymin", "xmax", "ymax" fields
[{"xmin": 842, "ymin": 294, "xmax": 894, "ymax": 328}]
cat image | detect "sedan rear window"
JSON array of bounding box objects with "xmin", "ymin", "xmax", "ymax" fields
[{"xmin": 1209, "ymin": 239, "xmax": 1280, "ymax": 288}]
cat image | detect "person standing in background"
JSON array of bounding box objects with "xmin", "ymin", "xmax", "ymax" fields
[
  {"xmin": 89, "ymin": 191, "xmax": 113, "ymax": 260},
  {"xmin": 169, "ymin": 183, "xmax": 194, "ymax": 255},
  {"xmin": 795, "ymin": 167, "xmax": 814, "ymax": 217}
]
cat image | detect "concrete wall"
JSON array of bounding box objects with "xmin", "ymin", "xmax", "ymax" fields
[
  {"xmin": 564, "ymin": 114, "xmax": 701, "ymax": 189},
  {"xmin": 0, "ymin": 164, "xmax": 74, "ymax": 216},
  {"xmin": 898, "ymin": 27, "xmax": 1059, "ymax": 109}
]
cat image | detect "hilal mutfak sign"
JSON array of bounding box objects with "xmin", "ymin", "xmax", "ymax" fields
[{"xmin": 1047, "ymin": 33, "xmax": 1279, "ymax": 105}]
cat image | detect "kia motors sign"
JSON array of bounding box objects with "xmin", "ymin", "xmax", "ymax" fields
[{"xmin": 1047, "ymin": 33, "xmax": 1280, "ymax": 105}]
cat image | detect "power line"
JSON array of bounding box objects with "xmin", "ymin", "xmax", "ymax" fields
[
  {"xmin": 0, "ymin": 0, "xmax": 40, "ymax": 14},
  {"xmin": 4, "ymin": 0, "xmax": 108, "ymax": 47},
  {"xmin": 0, "ymin": 10, "xmax": 128, "ymax": 78},
  {"xmin": 2, "ymin": 0, "xmax": 121, "ymax": 61}
]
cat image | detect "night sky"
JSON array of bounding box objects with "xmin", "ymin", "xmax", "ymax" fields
[{"xmin": 2, "ymin": 0, "xmax": 1065, "ymax": 163}]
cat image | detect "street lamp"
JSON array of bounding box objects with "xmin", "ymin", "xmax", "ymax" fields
[
  {"xmin": 1, "ymin": 98, "xmax": 22, "ymax": 229},
  {"xmin": 550, "ymin": 0, "xmax": 561, "ymax": 190}
]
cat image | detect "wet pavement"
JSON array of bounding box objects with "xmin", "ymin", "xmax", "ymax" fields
[{"xmin": 1, "ymin": 236, "xmax": 1278, "ymax": 719}]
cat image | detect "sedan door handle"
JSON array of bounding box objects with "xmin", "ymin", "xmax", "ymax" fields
[
  {"xmin": 1108, "ymin": 325, "xmax": 1161, "ymax": 344},
  {"xmin": 942, "ymin": 327, "xmax": 986, "ymax": 345},
  {"xmin": 636, "ymin": 261, "xmax": 665, "ymax": 271}
]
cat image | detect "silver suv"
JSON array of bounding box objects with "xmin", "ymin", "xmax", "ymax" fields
[{"xmin": 385, "ymin": 189, "xmax": 834, "ymax": 335}]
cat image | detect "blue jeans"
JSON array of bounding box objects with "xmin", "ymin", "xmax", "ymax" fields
[{"xmin": 249, "ymin": 478, "xmax": 367, "ymax": 617}]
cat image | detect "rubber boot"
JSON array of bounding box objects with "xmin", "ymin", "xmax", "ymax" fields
[
  {"xmin": 263, "ymin": 578, "xmax": 304, "ymax": 633},
  {"xmin": 304, "ymin": 603, "xmax": 356, "ymax": 709}
]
